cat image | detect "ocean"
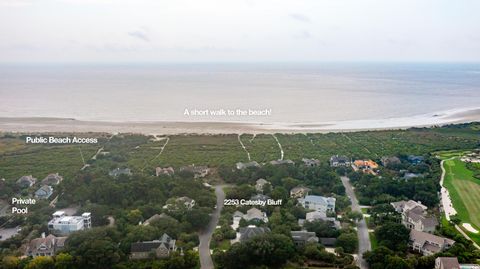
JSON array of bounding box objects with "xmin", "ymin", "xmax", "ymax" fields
[{"xmin": 1, "ymin": 63, "xmax": 479, "ymax": 125}]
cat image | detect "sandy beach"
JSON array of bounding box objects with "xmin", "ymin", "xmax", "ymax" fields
[{"xmin": 1, "ymin": 107, "xmax": 479, "ymax": 135}]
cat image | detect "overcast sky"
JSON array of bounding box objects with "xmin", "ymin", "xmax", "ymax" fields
[{"xmin": 1, "ymin": 0, "xmax": 479, "ymax": 63}]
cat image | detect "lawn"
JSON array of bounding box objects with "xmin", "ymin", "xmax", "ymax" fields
[
  {"xmin": 442, "ymin": 157, "xmax": 480, "ymax": 244},
  {"xmin": 369, "ymin": 232, "xmax": 378, "ymax": 250}
]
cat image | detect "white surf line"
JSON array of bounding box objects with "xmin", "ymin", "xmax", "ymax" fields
[
  {"xmin": 142, "ymin": 137, "xmax": 170, "ymax": 172},
  {"xmin": 238, "ymin": 134, "xmax": 251, "ymax": 161},
  {"xmin": 272, "ymin": 134, "xmax": 284, "ymax": 160}
]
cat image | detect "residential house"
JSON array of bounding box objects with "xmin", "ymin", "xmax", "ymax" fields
[
  {"xmin": 24, "ymin": 233, "xmax": 67, "ymax": 257},
  {"xmin": 298, "ymin": 195, "xmax": 336, "ymax": 213},
  {"xmin": 391, "ymin": 200, "xmax": 427, "ymax": 214},
  {"xmin": 408, "ymin": 155, "xmax": 425, "ymax": 165},
  {"xmin": 269, "ymin": 159, "xmax": 295, "ymax": 166},
  {"xmin": 435, "ymin": 257, "xmax": 480, "ymax": 269},
  {"xmin": 319, "ymin": 237, "xmax": 337, "ymax": 247},
  {"xmin": 155, "ymin": 167, "xmax": 174, "ymax": 176},
  {"xmin": 130, "ymin": 233, "xmax": 177, "ymax": 259},
  {"xmin": 163, "ymin": 197, "xmax": 195, "ymax": 210},
  {"xmin": 16, "ymin": 175, "xmax": 37, "ymax": 188},
  {"xmin": 353, "ymin": 160, "xmax": 379, "ymax": 175},
  {"xmin": 255, "ymin": 178, "xmax": 269, "ymax": 192},
  {"xmin": 298, "ymin": 211, "xmax": 340, "ymax": 229},
  {"xmin": 250, "ymin": 194, "xmax": 270, "ymax": 202},
  {"xmin": 291, "ymin": 231, "xmax": 319, "ymax": 247},
  {"xmin": 410, "ymin": 229, "xmax": 455, "ymax": 256},
  {"xmin": 238, "ymin": 225, "xmax": 270, "ymax": 242},
  {"xmin": 180, "ymin": 165, "xmax": 210, "ymax": 178},
  {"xmin": 435, "ymin": 257, "xmax": 460, "ymax": 269},
  {"xmin": 236, "ymin": 161, "xmax": 260, "ymax": 170},
  {"xmin": 330, "ymin": 155, "xmax": 351, "ymax": 167},
  {"xmin": 143, "ymin": 213, "xmax": 174, "ymax": 226},
  {"xmin": 233, "ymin": 208, "xmax": 268, "ymax": 224},
  {"xmin": 48, "ymin": 211, "xmax": 91, "ymax": 235},
  {"xmin": 41, "ymin": 173, "xmax": 63, "ymax": 185},
  {"xmin": 302, "ymin": 158, "xmax": 320, "ymax": 167},
  {"xmin": 35, "ymin": 185, "xmax": 54, "ymax": 200},
  {"xmin": 391, "ymin": 200, "xmax": 437, "ymax": 233},
  {"xmin": 109, "ymin": 168, "xmax": 132, "ymax": 177},
  {"xmin": 381, "ymin": 156, "xmax": 401, "ymax": 167},
  {"xmin": 290, "ymin": 186, "xmax": 311, "ymax": 198},
  {"xmin": 403, "ymin": 172, "xmax": 422, "ymax": 180}
]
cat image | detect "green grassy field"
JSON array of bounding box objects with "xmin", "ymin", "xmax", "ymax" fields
[
  {"xmin": 0, "ymin": 140, "xmax": 99, "ymax": 181},
  {"xmin": 442, "ymin": 157, "xmax": 480, "ymax": 244}
]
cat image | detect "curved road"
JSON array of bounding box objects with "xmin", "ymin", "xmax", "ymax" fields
[
  {"xmin": 199, "ymin": 185, "xmax": 226, "ymax": 269},
  {"xmin": 341, "ymin": 176, "xmax": 371, "ymax": 269}
]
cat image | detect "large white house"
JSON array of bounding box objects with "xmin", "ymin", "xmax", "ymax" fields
[
  {"xmin": 298, "ymin": 195, "xmax": 336, "ymax": 213},
  {"xmin": 48, "ymin": 211, "xmax": 92, "ymax": 235}
]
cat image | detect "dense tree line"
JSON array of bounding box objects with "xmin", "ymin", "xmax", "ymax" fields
[{"xmin": 348, "ymin": 156, "xmax": 441, "ymax": 207}]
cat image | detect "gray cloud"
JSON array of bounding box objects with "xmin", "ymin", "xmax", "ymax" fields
[
  {"xmin": 289, "ymin": 13, "xmax": 311, "ymax": 23},
  {"xmin": 128, "ymin": 30, "xmax": 150, "ymax": 42}
]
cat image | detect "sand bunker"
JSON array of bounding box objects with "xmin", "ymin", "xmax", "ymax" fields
[{"xmin": 463, "ymin": 223, "xmax": 479, "ymax": 234}]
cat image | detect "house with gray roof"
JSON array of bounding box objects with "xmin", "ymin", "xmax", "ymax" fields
[
  {"xmin": 142, "ymin": 213, "xmax": 175, "ymax": 226},
  {"xmin": 41, "ymin": 173, "xmax": 63, "ymax": 185},
  {"xmin": 410, "ymin": 229, "xmax": 455, "ymax": 256},
  {"xmin": 298, "ymin": 195, "xmax": 336, "ymax": 213},
  {"xmin": 298, "ymin": 211, "xmax": 340, "ymax": 229},
  {"xmin": 130, "ymin": 233, "xmax": 177, "ymax": 259},
  {"xmin": 233, "ymin": 208, "xmax": 268, "ymax": 225},
  {"xmin": 35, "ymin": 185, "xmax": 54, "ymax": 200},
  {"xmin": 269, "ymin": 159, "xmax": 295, "ymax": 166},
  {"xmin": 330, "ymin": 155, "xmax": 351, "ymax": 167},
  {"xmin": 403, "ymin": 206, "xmax": 438, "ymax": 233},
  {"xmin": 319, "ymin": 237, "xmax": 337, "ymax": 247},
  {"xmin": 291, "ymin": 231, "xmax": 319, "ymax": 247},
  {"xmin": 302, "ymin": 158, "xmax": 320, "ymax": 167},
  {"xmin": 179, "ymin": 165, "xmax": 210, "ymax": 178},
  {"xmin": 109, "ymin": 168, "xmax": 132, "ymax": 177},
  {"xmin": 408, "ymin": 155, "xmax": 425, "ymax": 165},
  {"xmin": 391, "ymin": 200, "xmax": 437, "ymax": 233},
  {"xmin": 255, "ymin": 178, "xmax": 269, "ymax": 192},
  {"xmin": 238, "ymin": 225, "xmax": 270, "ymax": 242},
  {"xmin": 24, "ymin": 233, "xmax": 67, "ymax": 257},
  {"xmin": 155, "ymin": 167, "xmax": 174, "ymax": 177},
  {"xmin": 250, "ymin": 194, "xmax": 270, "ymax": 202},
  {"xmin": 435, "ymin": 257, "xmax": 480, "ymax": 269},
  {"xmin": 16, "ymin": 175, "xmax": 37, "ymax": 188},
  {"xmin": 403, "ymin": 172, "xmax": 422, "ymax": 180},
  {"xmin": 435, "ymin": 257, "xmax": 460, "ymax": 269},
  {"xmin": 236, "ymin": 161, "xmax": 260, "ymax": 170},
  {"xmin": 381, "ymin": 156, "xmax": 401, "ymax": 167}
]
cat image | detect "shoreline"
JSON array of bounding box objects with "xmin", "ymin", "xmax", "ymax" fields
[{"xmin": 1, "ymin": 107, "xmax": 480, "ymax": 135}]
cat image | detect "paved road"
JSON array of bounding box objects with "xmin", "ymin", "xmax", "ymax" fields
[
  {"xmin": 198, "ymin": 185, "xmax": 226, "ymax": 269},
  {"xmin": 341, "ymin": 176, "xmax": 371, "ymax": 269}
]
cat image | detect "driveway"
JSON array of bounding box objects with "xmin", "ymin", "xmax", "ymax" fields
[
  {"xmin": 341, "ymin": 176, "xmax": 371, "ymax": 269},
  {"xmin": 0, "ymin": 226, "xmax": 20, "ymax": 241},
  {"xmin": 198, "ymin": 185, "xmax": 226, "ymax": 269}
]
